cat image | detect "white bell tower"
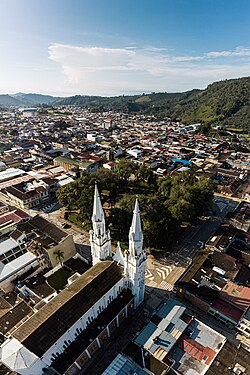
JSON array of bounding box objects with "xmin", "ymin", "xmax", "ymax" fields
[
  {"xmin": 124, "ymin": 199, "xmax": 146, "ymax": 308},
  {"xmin": 89, "ymin": 183, "xmax": 112, "ymax": 266}
]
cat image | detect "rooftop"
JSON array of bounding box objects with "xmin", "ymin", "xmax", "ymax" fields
[
  {"xmin": 219, "ymin": 280, "xmax": 250, "ymax": 311},
  {"xmin": 52, "ymin": 289, "xmax": 133, "ymax": 374},
  {"xmin": 123, "ymin": 341, "xmax": 172, "ymax": 375},
  {"xmin": 207, "ymin": 341, "xmax": 250, "ymax": 375},
  {"xmin": 54, "ymin": 156, "xmax": 95, "ymax": 169},
  {"xmin": 0, "ymin": 301, "xmax": 33, "ymax": 336},
  {"xmin": 0, "ymin": 252, "xmax": 37, "ymax": 283},
  {"xmin": 169, "ymin": 318, "xmax": 226, "ymax": 375},
  {"xmin": 13, "ymin": 261, "xmax": 123, "ymax": 357},
  {"xmin": 0, "ymin": 168, "xmax": 25, "ymax": 183},
  {"xmin": 17, "ymin": 215, "xmax": 67, "ymax": 246},
  {"xmin": 102, "ymin": 353, "xmax": 148, "ymax": 375}
]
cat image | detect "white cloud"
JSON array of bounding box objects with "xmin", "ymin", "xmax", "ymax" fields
[
  {"xmin": 207, "ymin": 47, "xmax": 250, "ymax": 58},
  {"xmin": 48, "ymin": 43, "xmax": 250, "ymax": 95}
]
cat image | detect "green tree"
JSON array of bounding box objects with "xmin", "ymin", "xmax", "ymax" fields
[
  {"xmin": 114, "ymin": 159, "xmax": 137, "ymax": 181},
  {"xmin": 135, "ymin": 163, "xmax": 153, "ymax": 184}
]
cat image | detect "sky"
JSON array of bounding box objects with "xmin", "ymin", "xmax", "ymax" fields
[{"xmin": 0, "ymin": 0, "xmax": 249, "ymax": 96}]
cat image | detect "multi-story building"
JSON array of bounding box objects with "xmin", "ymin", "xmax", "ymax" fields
[{"xmin": 0, "ymin": 231, "xmax": 38, "ymax": 290}]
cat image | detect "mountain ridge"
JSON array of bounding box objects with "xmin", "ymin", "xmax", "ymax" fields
[
  {"xmin": 0, "ymin": 77, "xmax": 249, "ymax": 129},
  {"xmin": 52, "ymin": 77, "xmax": 250, "ymax": 130},
  {"xmin": 0, "ymin": 93, "xmax": 59, "ymax": 107}
]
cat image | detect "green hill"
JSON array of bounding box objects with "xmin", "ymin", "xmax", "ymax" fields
[
  {"xmin": 0, "ymin": 93, "xmax": 59, "ymax": 107},
  {"xmin": 53, "ymin": 77, "xmax": 250, "ymax": 130},
  {"xmin": 0, "ymin": 94, "xmax": 23, "ymax": 106},
  {"xmin": 12, "ymin": 93, "xmax": 59, "ymax": 105}
]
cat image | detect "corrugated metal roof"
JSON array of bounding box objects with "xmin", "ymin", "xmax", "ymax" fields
[{"xmin": 102, "ymin": 353, "xmax": 147, "ymax": 375}]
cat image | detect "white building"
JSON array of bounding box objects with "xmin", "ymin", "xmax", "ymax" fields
[
  {"xmin": 237, "ymin": 307, "xmax": 250, "ymax": 337},
  {"xmin": 0, "ymin": 184, "xmax": 146, "ymax": 374},
  {"xmin": 0, "ymin": 232, "xmax": 37, "ymax": 290}
]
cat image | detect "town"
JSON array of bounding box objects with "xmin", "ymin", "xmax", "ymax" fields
[{"xmin": 0, "ymin": 104, "xmax": 249, "ymax": 375}]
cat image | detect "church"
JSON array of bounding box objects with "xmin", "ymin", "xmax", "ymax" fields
[{"xmin": 0, "ymin": 184, "xmax": 146, "ymax": 375}]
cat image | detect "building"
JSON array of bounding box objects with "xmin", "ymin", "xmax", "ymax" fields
[
  {"xmin": 16, "ymin": 215, "xmax": 76, "ymax": 270},
  {"xmin": 53, "ymin": 156, "xmax": 98, "ymax": 173},
  {"xmin": 4, "ymin": 180, "xmax": 49, "ymax": 209},
  {"xmin": 20, "ymin": 108, "xmax": 37, "ymax": 118},
  {"xmin": 176, "ymin": 251, "xmax": 250, "ymax": 327},
  {"xmin": 0, "ymin": 203, "xmax": 29, "ymax": 237},
  {"xmin": 134, "ymin": 298, "xmax": 226, "ymax": 375},
  {"xmin": 0, "ymin": 184, "xmax": 146, "ymax": 374},
  {"xmin": 0, "ymin": 231, "xmax": 38, "ymax": 290}
]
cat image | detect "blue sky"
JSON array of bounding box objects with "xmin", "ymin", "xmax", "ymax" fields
[{"xmin": 0, "ymin": 0, "xmax": 249, "ymax": 96}]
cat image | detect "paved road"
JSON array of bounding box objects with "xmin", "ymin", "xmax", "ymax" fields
[
  {"xmin": 145, "ymin": 257, "xmax": 186, "ymax": 291},
  {"xmin": 166, "ymin": 196, "xmax": 238, "ymax": 263}
]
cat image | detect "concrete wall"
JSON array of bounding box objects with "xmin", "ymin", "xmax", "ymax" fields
[{"xmin": 47, "ymin": 234, "xmax": 76, "ymax": 268}]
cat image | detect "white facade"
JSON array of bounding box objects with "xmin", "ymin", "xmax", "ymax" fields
[
  {"xmin": 237, "ymin": 307, "xmax": 250, "ymax": 337},
  {"xmin": 90, "ymin": 185, "xmax": 146, "ymax": 309},
  {"xmin": 124, "ymin": 199, "xmax": 146, "ymax": 308},
  {"xmin": 90, "ymin": 183, "xmax": 112, "ymax": 265}
]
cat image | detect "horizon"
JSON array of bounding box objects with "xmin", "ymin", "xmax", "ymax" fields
[
  {"xmin": 1, "ymin": 75, "xmax": 249, "ymax": 99},
  {"xmin": 0, "ymin": 0, "xmax": 249, "ymax": 96}
]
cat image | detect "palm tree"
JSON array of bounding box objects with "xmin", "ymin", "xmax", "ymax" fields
[{"xmin": 53, "ymin": 250, "xmax": 64, "ymax": 267}]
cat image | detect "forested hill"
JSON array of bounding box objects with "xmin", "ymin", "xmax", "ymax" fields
[{"xmin": 53, "ymin": 77, "xmax": 250, "ymax": 130}]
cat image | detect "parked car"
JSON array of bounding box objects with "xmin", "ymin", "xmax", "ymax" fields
[{"xmin": 61, "ymin": 223, "xmax": 71, "ymax": 229}]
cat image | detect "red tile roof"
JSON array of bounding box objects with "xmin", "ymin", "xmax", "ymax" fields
[
  {"xmin": 181, "ymin": 338, "xmax": 216, "ymax": 365},
  {"xmin": 212, "ymin": 298, "xmax": 243, "ymax": 322}
]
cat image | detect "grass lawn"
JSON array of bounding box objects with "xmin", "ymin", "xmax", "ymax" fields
[
  {"xmin": 47, "ymin": 267, "xmax": 74, "ymax": 290},
  {"xmin": 67, "ymin": 212, "xmax": 83, "ymax": 227}
]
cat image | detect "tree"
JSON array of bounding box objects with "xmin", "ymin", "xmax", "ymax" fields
[
  {"xmin": 114, "ymin": 159, "xmax": 137, "ymax": 181},
  {"xmin": 158, "ymin": 176, "xmax": 172, "ymax": 199},
  {"xmin": 135, "ymin": 164, "xmax": 153, "ymax": 184},
  {"xmin": 56, "ymin": 181, "xmax": 80, "ymax": 208},
  {"xmin": 54, "ymin": 250, "xmax": 64, "ymax": 267}
]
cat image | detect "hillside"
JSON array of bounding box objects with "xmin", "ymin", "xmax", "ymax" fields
[
  {"xmin": 12, "ymin": 93, "xmax": 59, "ymax": 105},
  {"xmin": 53, "ymin": 77, "xmax": 250, "ymax": 130},
  {"xmin": 0, "ymin": 94, "xmax": 23, "ymax": 106},
  {"xmin": 0, "ymin": 93, "xmax": 59, "ymax": 107}
]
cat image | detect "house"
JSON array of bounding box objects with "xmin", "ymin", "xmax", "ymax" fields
[
  {"xmin": 176, "ymin": 250, "xmax": 250, "ymax": 327},
  {"xmin": 132, "ymin": 298, "xmax": 226, "ymax": 375}
]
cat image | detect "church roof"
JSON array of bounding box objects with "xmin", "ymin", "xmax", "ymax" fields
[{"xmin": 13, "ymin": 260, "xmax": 123, "ymax": 357}]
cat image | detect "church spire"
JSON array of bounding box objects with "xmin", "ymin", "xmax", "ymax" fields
[
  {"xmin": 92, "ymin": 182, "xmax": 105, "ymax": 225},
  {"xmin": 129, "ymin": 198, "xmax": 143, "ymax": 257},
  {"xmin": 129, "ymin": 198, "xmax": 143, "ymax": 244},
  {"xmin": 124, "ymin": 198, "xmax": 146, "ymax": 308},
  {"xmin": 89, "ymin": 183, "xmax": 112, "ymax": 265}
]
